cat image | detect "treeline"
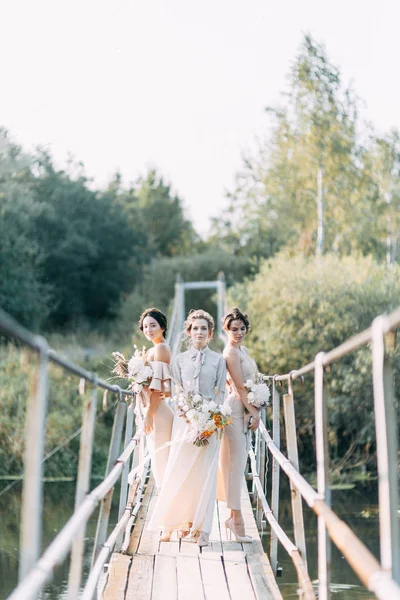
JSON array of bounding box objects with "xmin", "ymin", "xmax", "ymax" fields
[{"xmin": 0, "ymin": 137, "xmax": 201, "ymax": 331}]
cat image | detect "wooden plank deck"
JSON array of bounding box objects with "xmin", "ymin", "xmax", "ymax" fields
[{"xmin": 101, "ymin": 477, "xmax": 282, "ymax": 600}]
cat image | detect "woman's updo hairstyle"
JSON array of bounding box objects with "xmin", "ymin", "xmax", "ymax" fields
[
  {"xmin": 138, "ymin": 307, "xmax": 168, "ymax": 336},
  {"xmin": 222, "ymin": 307, "xmax": 250, "ymax": 332},
  {"xmin": 184, "ymin": 309, "xmax": 215, "ymax": 337}
]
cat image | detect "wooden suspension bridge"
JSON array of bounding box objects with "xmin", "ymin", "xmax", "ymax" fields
[{"xmin": 1, "ymin": 275, "xmax": 400, "ymax": 600}]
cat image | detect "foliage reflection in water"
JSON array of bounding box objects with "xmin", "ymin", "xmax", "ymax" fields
[
  {"xmin": 0, "ymin": 480, "xmax": 117, "ymax": 600},
  {"xmin": 261, "ymin": 477, "xmax": 379, "ymax": 599}
]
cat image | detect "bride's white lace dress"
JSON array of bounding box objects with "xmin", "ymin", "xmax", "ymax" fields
[{"xmin": 148, "ymin": 345, "xmax": 226, "ymax": 535}]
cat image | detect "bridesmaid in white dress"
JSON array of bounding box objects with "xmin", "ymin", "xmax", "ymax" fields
[
  {"xmin": 217, "ymin": 307, "xmax": 260, "ymax": 542},
  {"xmin": 149, "ymin": 309, "xmax": 227, "ymax": 547},
  {"xmin": 137, "ymin": 308, "xmax": 174, "ymax": 490}
]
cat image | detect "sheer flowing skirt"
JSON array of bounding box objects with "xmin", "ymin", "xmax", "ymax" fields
[
  {"xmin": 217, "ymin": 394, "xmax": 249, "ymax": 510},
  {"xmin": 139, "ymin": 398, "xmax": 174, "ymax": 489},
  {"xmin": 149, "ymin": 414, "xmax": 220, "ymax": 534}
]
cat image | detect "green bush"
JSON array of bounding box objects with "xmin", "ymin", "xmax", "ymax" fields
[
  {"xmin": 0, "ymin": 344, "xmax": 121, "ymax": 478},
  {"xmin": 228, "ymin": 254, "xmax": 400, "ymax": 474}
]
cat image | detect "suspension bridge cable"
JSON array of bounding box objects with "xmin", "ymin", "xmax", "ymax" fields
[{"xmin": 0, "ymin": 398, "xmax": 119, "ymax": 499}]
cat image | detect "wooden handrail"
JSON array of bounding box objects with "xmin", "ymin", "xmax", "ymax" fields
[{"xmin": 252, "ymin": 306, "xmax": 400, "ymax": 599}]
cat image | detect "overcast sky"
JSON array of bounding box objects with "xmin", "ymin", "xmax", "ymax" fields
[{"xmin": 1, "ymin": 0, "xmax": 400, "ymax": 233}]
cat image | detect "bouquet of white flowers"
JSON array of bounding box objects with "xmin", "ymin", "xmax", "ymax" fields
[
  {"xmin": 244, "ymin": 373, "xmax": 270, "ymax": 409},
  {"xmin": 173, "ymin": 385, "xmax": 232, "ymax": 447},
  {"xmin": 111, "ymin": 346, "xmax": 154, "ymax": 395}
]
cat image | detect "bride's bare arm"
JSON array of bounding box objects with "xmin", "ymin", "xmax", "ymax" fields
[
  {"xmin": 224, "ymin": 347, "xmax": 260, "ymax": 431},
  {"xmin": 144, "ymin": 344, "xmax": 171, "ymax": 435}
]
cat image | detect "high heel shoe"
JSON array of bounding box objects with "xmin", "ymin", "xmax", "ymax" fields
[
  {"xmin": 225, "ymin": 518, "xmax": 252, "ymax": 543},
  {"xmin": 189, "ymin": 529, "xmax": 200, "ymax": 543},
  {"xmin": 177, "ymin": 530, "xmax": 190, "ymax": 539},
  {"xmin": 159, "ymin": 529, "xmax": 172, "ymax": 542},
  {"xmin": 196, "ymin": 531, "xmax": 209, "ymax": 547}
]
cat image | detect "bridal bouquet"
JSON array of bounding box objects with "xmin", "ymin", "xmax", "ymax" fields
[
  {"xmin": 111, "ymin": 346, "xmax": 153, "ymax": 394},
  {"xmin": 244, "ymin": 373, "xmax": 270, "ymax": 409},
  {"xmin": 173, "ymin": 385, "xmax": 232, "ymax": 447}
]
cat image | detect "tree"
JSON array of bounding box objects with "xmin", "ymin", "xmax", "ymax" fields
[
  {"xmin": 211, "ymin": 34, "xmax": 391, "ymax": 264},
  {"xmin": 370, "ymin": 130, "xmax": 400, "ymax": 264},
  {"xmin": 117, "ymin": 169, "xmax": 200, "ymax": 260},
  {"xmin": 29, "ymin": 152, "xmax": 141, "ymax": 326},
  {"xmin": 0, "ymin": 129, "xmax": 52, "ymax": 328},
  {"xmin": 0, "ymin": 128, "xmax": 205, "ymax": 330}
]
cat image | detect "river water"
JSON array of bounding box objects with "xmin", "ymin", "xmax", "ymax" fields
[
  {"xmin": 261, "ymin": 477, "xmax": 379, "ymax": 599},
  {"xmin": 0, "ymin": 480, "xmax": 379, "ymax": 599}
]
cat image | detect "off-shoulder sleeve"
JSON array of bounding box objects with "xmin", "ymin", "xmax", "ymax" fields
[{"xmin": 149, "ymin": 360, "xmax": 172, "ymax": 397}]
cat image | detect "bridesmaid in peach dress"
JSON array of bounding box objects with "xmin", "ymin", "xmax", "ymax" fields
[
  {"xmin": 217, "ymin": 308, "xmax": 259, "ymax": 542},
  {"xmin": 149, "ymin": 309, "xmax": 227, "ymax": 547},
  {"xmin": 137, "ymin": 308, "xmax": 174, "ymax": 490}
]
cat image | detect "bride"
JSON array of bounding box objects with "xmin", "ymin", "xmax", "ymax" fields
[
  {"xmin": 149, "ymin": 309, "xmax": 226, "ymax": 547},
  {"xmin": 137, "ymin": 307, "xmax": 174, "ymax": 489}
]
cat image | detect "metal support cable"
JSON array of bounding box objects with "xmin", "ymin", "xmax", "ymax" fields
[
  {"xmin": 0, "ymin": 398, "xmax": 119, "ymax": 499},
  {"xmin": 0, "ymin": 308, "xmax": 134, "ymax": 397}
]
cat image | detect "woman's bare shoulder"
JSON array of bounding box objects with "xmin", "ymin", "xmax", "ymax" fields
[
  {"xmin": 152, "ymin": 343, "xmax": 171, "ymax": 362},
  {"xmin": 223, "ymin": 345, "xmax": 240, "ymax": 359}
]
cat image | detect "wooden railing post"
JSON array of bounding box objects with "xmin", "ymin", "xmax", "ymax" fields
[
  {"xmin": 283, "ymin": 375, "xmax": 307, "ymax": 570},
  {"xmin": 315, "ymin": 352, "xmax": 331, "ymax": 600},
  {"xmin": 248, "ymin": 431, "xmax": 255, "ymax": 506},
  {"xmin": 19, "ymin": 341, "xmax": 49, "ymax": 582},
  {"xmin": 67, "ymin": 385, "xmax": 98, "ymax": 600},
  {"xmin": 372, "ymin": 317, "xmax": 400, "ymax": 583},
  {"xmin": 269, "ymin": 378, "xmax": 280, "ymax": 574},
  {"xmin": 254, "ymin": 428, "xmax": 262, "ymax": 516},
  {"xmin": 116, "ymin": 398, "xmax": 135, "ymax": 551},
  {"xmin": 91, "ymin": 394, "xmax": 127, "ymax": 566},
  {"xmin": 257, "ymin": 407, "xmax": 267, "ymax": 529},
  {"xmin": 118, "ymin": 398, "xmax": 135, "ymax": 519}
]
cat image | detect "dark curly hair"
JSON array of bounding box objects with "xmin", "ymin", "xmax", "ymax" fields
[
  {"xmin": 138, "ymin": 307, "xmax": 168, "ymax": 336},
  {"xmin": 222, "ymin": 307, "xmax": 250, "ymax": 332}
]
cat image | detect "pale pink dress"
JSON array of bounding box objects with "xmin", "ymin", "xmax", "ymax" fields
[
  {"xmin": 137, "ymin": 360, "xmax": 174, "ymax": 489},
  {"xmin": 217, "ymin": 347, "xmax": 257, "ymax": 510}
]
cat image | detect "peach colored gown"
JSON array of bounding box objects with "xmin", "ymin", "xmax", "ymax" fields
[
  {"xmin": 137, "ymin": 360, "xmax": 174, "ymax": 489},
  {"xmin": 149, "ymin": 346, "xmax": 226, "ymax": 534},
  {"xmin": 217, "ymin": 347, "xmax": 257, "ymax": 510}
]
